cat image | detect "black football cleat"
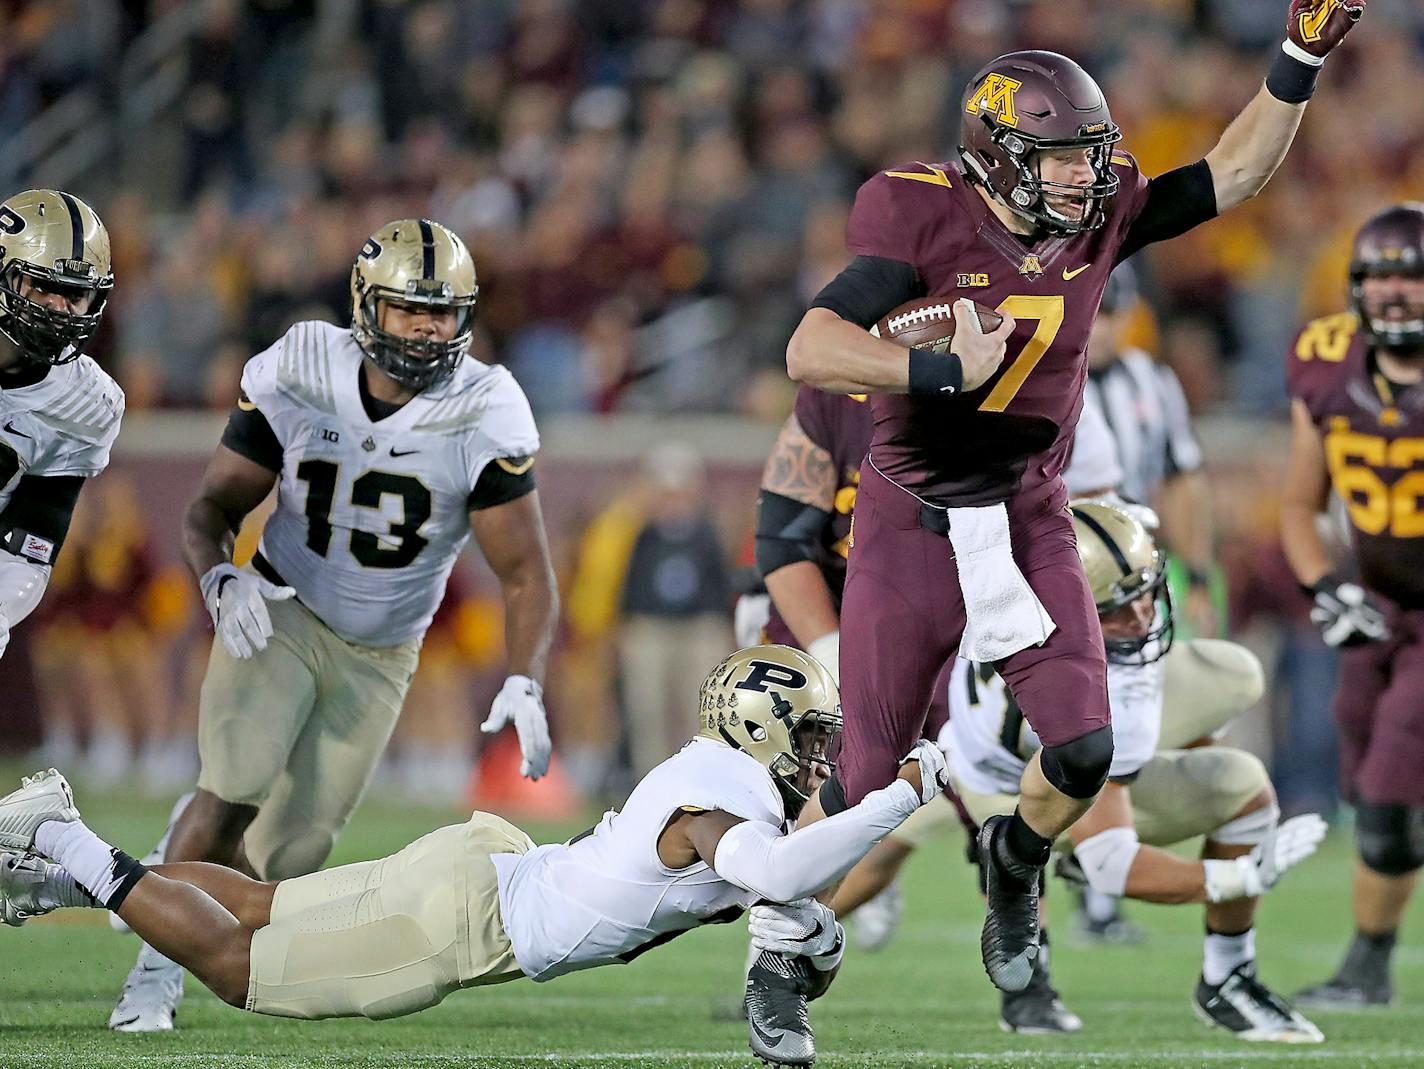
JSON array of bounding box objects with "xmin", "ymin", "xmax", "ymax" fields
[
  {"xmin": 745, "ymin": 949, "xmax": 815, "ymax": 1067},
  {"xmin": 1294, "ymin": 975, "xmax": 1393, "ymax": 1010},
  {"xmin": 1194, "ymin": 963, "xmax": 1323, "ymax": 1043},
  {"xmin": 1000, "ymin": 949, "xmax": 1082, "ymax": 1034},
  {"xmin": 978, "ymin": 814, "xmax": 1040, "ymax": 993}
]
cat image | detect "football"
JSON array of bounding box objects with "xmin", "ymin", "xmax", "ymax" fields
[{"xmin": 871, "ymin": 298, "xmax": 1004, "ymax": 353}]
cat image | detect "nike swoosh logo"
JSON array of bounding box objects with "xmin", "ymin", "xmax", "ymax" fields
[
  {"xmin": 806, "ymin": 920, "xmax": 824, "ymax": 942},
  {"xmin": 389, "ymin": 447, "xmax": 419, "ymax": 457},
  {"xmin": 748, "ymin": 1017, "xmax": 785, "ymax": 1049},
  {"xmin": 1062, "ymin": 264, "xmax": 1091, "ymax": 281},
  {"xmin": 3, "ymin": 420, "xmax": 31, "ymax": 439}
]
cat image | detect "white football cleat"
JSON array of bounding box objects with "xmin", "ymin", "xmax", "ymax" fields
[
  {"xmin": 0, "ymin": 769, "xmax": 79, "ymax": 853},
  {"xmin": 110, "ymin": 947, "xmax": 184, "ymax": 1032},
  {"xmin": 111, "ymin": 792, "xmax": 193, "ymax": 935},
  {"xmin": 0, "ymin": 852, "xmax": 59, "ymax": 926},
  {"xmin": 851, "ymin": 878, "xmax": 903, "ymax": 953}
]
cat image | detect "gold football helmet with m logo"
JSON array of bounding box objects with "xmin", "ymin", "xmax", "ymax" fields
[
  {"xmin": 350, "ymin": 218, "xmax": 478, "ymax": 390},
  {"xmin": 696, "ymin": 645, "xmax": 842, "ymax": 818},
  {"xmin": 0, "ymin": 189, "xmax": 113, "ymax": 366}
]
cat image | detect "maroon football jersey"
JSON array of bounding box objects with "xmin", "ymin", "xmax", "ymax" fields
[
  {"xmin": 765, "ymin": 386, "xmax": 872, "ymax": 645},
  {"xmin": 845, "ymin": 157, "xmax": 1153, "ymax": 506},
  {"xmin": 1287, "ymin": 312, "xmax": 1424, "ymax": 608}
]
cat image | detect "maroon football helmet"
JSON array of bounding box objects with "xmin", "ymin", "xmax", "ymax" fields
[
  {"xmin": 958, "ymin": 50, "xmax": 1121, "ymax": 234},
  {"xmin": 1350, "ymin": 203, "xmax": 1424, "ymax": 353}
]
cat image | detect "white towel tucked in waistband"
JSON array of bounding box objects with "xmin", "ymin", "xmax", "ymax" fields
[{"xmin": 946, "ymin": 502, "xmax": 1056, "ymax": 663}]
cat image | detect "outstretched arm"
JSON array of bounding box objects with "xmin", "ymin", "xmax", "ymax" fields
[
  {"xmin": 1206, "ymin": 0, "xmax": 1366, "ymax": 212},
  {"xmin": 677, "ymin": 744, "xmax": 946, "ymax": 903}
]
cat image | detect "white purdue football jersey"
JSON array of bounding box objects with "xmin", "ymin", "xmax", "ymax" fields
[
  {"xmin": 944, "ymin": 654, "xmax": 1163, "ymax": 797},
  {"xmin": 0, "ymin": 356, "xmax": 123, "ymax": 552},
  {"xmin": 242, "ymin": 321, "xmax": 538, "ymax": 646},
  {"xmin": 492, "ymin": 738, "xmax": 783, "ymax": 982}
]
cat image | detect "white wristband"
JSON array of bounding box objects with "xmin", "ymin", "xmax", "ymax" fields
[
  {"xmin": 1203, "ymin": 856, "xmax": 1262, "ymax": 903},
  {"xmin": 1281, "ymin": 38, "xmax": 1325, "ymax": 67}
]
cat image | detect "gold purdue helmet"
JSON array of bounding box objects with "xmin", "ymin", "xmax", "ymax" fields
[
  {"xmin": 0, "ymin": 189, "xmax": 113, "ymax": 365},
  {"xmin": 696, "ymin": 645, "xmax": 843, "ymax": 818},
  {"xmin": 350, "ymin": 218, "xmax": 478, "ymax": 390},
  {"xmin": 1070, "ymin": 499, "xmax": 1174, "ymax": 665}
]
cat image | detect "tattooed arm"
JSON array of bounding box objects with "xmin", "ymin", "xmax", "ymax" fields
[{"xmin": 756, "ymin": 413, "xmax": 841, "ymax": 662}]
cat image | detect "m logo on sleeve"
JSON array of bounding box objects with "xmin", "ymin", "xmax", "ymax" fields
[{"xmin": 964, "ymin": 73, "xmax": 1023, "ymax": 128}]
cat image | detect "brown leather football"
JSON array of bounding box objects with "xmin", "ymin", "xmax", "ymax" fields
[{"xmin": 871, "ymin": 298, "xmax": 1004, "ymax": 352}]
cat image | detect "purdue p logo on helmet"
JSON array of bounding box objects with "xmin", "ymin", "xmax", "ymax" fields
[
  {"xmin": 1070, "ymin": 499, "xmax": 1174, "ymax": 665},
  {"xmin": 350, "ymin": 218, "xmax": 478, "ymax": 390},
  {"xmin": 0, "ymin": 189, "xmax": 113, "ymax": 366},
  {"xmin": 697, "ymin": 646, "xmax": 842, "ymax": 818}
]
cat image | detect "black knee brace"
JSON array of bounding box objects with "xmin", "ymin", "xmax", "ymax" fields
[
  {"xmin": 1356, "ymin": 802, "xmax": 1424, "ymax": 876},
  {"xmin": 1039, "ymin": 725, "xmax": 1114, "ymax": 800}
]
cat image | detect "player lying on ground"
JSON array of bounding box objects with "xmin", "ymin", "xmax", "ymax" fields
[
  {"xmin": 1283, "ymin": 202, "xmax": 1424, "ymax": 1010},
  {"xmin": 0, "ymin": 189, "xmax": 123, "ymax": 662},
  {"xmin": 783, "ymin": 0, "xmax": 1366, "ymax": 1000},
  {"xmin": 0, "ymin": 646, "xmax": 946, "ymax": 1068}
]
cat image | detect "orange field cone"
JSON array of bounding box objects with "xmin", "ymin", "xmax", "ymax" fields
[{"xmin": 468, "ymin": 731, "xmax": 581, "ymax": 821}]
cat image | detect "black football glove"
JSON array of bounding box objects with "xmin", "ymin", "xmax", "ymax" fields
[
  {"xmin": 1286, "ymin": 0, "xmax": 1366, "ymax": 62},
  {"xmin": 1307, "ymin": 576, "xmax": 1390, "ymax": 647}
]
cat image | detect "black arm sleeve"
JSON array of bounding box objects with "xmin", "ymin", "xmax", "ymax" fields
[
  {"xmin": 754, "ymin": 491, "xmax": 832, "ymax": 579},
  {"xmin": 0, "ymin": 474, "xmax": 84, "ymax": 564},
  {"xmin": 808, "ymin": 255, "xmax": 925, "ymax": 329},
  {"xmin": 1117, "ymin": 159, "xmax": 1218, "ymax": 263},
  {"xmin": 220, "ymin": 394, "xmax": 283, "ymax": 473},
  {"xmin": 468, "ymin": 456, "xmax": 537, "ymax": 511}
]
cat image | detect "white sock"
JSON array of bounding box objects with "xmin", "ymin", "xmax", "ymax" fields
[
  {"xmin": 1083, "ymin": 887, "xmax": 1118, "ymax": 924},
  {"xmin": 1203, "ymin": 928, "xmax": 1256, "ymax": 986},
  {"xmin": 34, "ymin": 819, "xmax": 146, "ymax": 910},
  {"xmin": 35, "ymin": 859, "xmax": 97, "ymax": 910}
]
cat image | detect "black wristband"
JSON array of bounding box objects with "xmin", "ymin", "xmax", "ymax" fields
[
  {"xmin": 1265, "ymin": 47, "xmax": 1321, "ymax": 104},
  {"xmin": 907, "ymin": 348, "xmax": 963, "ymax": 396}
]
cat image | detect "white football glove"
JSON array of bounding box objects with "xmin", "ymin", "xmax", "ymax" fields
[
  {"xmin": 733, "ymin": 593, "xmax": 771, "ymax": 649},
  {"xmin": 1308, "ymin": 578, "xmax": 1390, "ymax": 647},
  {"xmin": 0, "ymin": 605, "xmax": 10, "ymax": 662},
  {"xmin": 1204, "ymin": 813, "xmax": 1328, "ymax": 902},
  {"xmin": 900, "ymin": 738, "xmax": 948, "ymax": 805},
  {"xmin": 199, "ymin": 563, "xmax": 296, "ymax": 660},
  {"xmin": 749, "ymin": 899, "xmax": 844, "ymax": 971},
  {"xmin": 806, "ymin": 631, "xmax": 840, "ymax": 686},
  {"xmin": 481, "ymin": 674, "xmax": 552, "ymax": 780}
]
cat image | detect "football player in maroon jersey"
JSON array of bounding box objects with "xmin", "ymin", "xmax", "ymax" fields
[
  {"xmin": 769, "ymin": 0, "xmax": 1366, "ymax": 1034},
  {"xmin": 1282, "ymin": 203, "xmax": 1424, "ymax": 1010}
]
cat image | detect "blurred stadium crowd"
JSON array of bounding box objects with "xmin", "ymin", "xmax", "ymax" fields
[{"xmin": 3, "ymin": 0, "xmax": 1418, "ymax": 812}]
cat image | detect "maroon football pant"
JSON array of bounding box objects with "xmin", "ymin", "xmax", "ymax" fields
[
  {"xmin": 1333, "ymin": 610, "xmax": 1424, "ymax": 807},
  {"xmin": 836, "ymin": 462, "xmax": 1110, "ymax": 805}
]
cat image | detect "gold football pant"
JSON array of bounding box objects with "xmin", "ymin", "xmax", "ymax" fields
[
  {"xmin": 246, "ymin": 812, "xmax": 533, "ymax": 1020},
  {"xmin": 196, "ymin": 588, "xmax": 421, "ymax": 879}
]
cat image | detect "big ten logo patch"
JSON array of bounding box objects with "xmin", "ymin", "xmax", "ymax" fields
[
  {"xmin": 964, "ymin": 73, "xmax": 1022, "ymax": 127},
  {"xmin": 957, "ymin": 272, "xmax": 990, "ymax": 288}
]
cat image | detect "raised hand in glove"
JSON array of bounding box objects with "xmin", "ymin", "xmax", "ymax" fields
[
  {"xmin": 749, "ymin": 899, "xmax": 845, "ymax": 971},
  {"xmin": 1205, "ymin": 813, "xmax": 1328, "ymax": 902},
  {"xmin": 200, "ymin": 562, "xmax": 296, "ymax": 660},
  {"xmin": 481, "ymin": 674, "xmax": 552, "ymax": 780},
  {"xmin": 1286, "ymin": 0, "xmax": 1366, "ymax": 62},
  {"xmin": 1308, "ymin": 576, "xmax": 1390, "ymax": 647}
]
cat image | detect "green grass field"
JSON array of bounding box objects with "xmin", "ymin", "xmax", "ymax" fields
[{"xmin": 2, "ymin": 783, "xmax": 1422, "ymax": 1069}]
